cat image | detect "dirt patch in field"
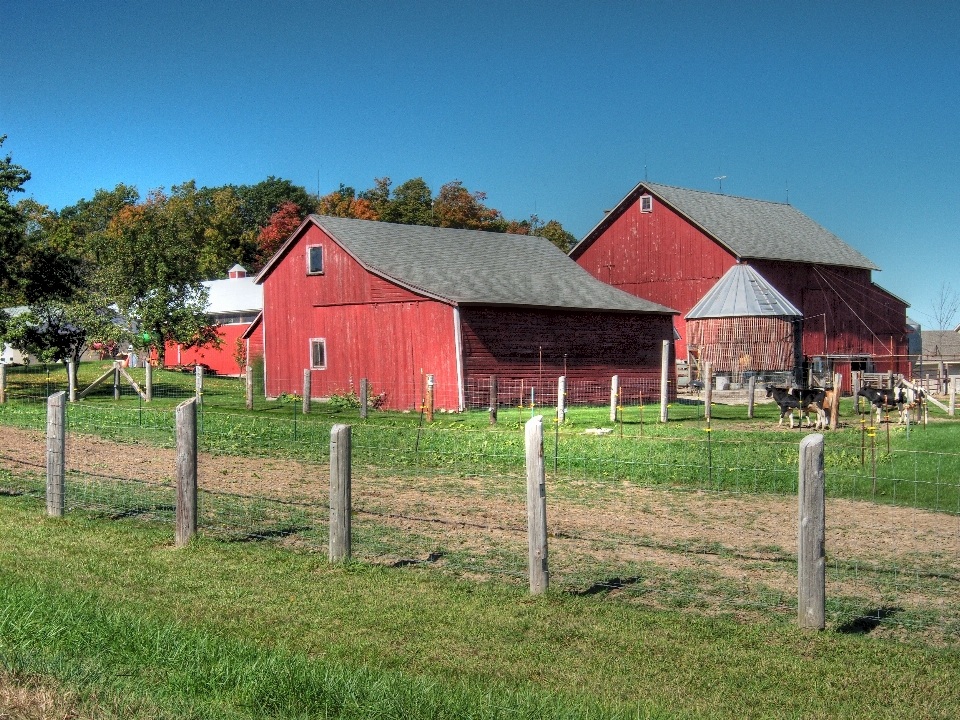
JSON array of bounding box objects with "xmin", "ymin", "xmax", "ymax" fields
[
  {"xmin": 2, "ymin": 425, "xmax": 958, "ymax": 615},
  {"xmin": 0, "ymin": 670, "xmax": 82, "ymax": 720}
]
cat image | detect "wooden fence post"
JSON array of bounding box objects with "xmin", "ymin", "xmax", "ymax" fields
[
  {"xmin": 426, "ymin": 374, "xmax": 434, "ymax": 422},
  {"xmin": 609, "ymin": 375, "xmax": 619, "ymax": 423},
  {"xmin": 489, "ymin": 375, "xmax": 498, "ymax": 425},
  {"xmin": 704, "ymin": 362, "xmax": 713, "ymax": 421},
  {"xmin": 67, "ymin": 360, "xmax": 77, "ymax": 402},
  {"xmin": 798, "ymin": 433, "xmax": 826, "ymax": 630},
  {"xmin": 113, "ymin": 361, "xmax": 120, "ymax": 401},
  {"xmin": 0, "ymin": 362, "xmax": 6, "ymax": 404},
  {"xmin": 245, "ymin": 365, "xmax": 253, "ymax": 410},
  {"xmin": 852, "ymin": 371, "xmax": 861, "ymax": 414},
  {"xmin": 145, "ymin": 361, "xmax": 153, "ymax": 402},
  {"xmin": 359, "ymin": 378, "xmax": 369, "ymax": 419},
  {"xmin": 329, "ymin": 423, "xmax": 352, "ymax": 563},
  {"xmin": 46, "ymin": 391, "xmax": 66, "ymax": 517},
  {"xmin": 175, "ymin": 397, "xmax": 198, "ymax": 548},
  {"xmin": 557, "ymin": 376, "xmax": 566, "ymax": 423},
  {"xmin": 195, "ymin": 364, "xmax": 204, "ymax": 404},
  {"xmin": 660, "ymin": 340, "xmax": 670, "ymax": 423},
  {"xmin": 887, "ymin": 369, "xmax": 894, "ymax": 390},
  {"xmin": 747, "ymin": 374, "xmax": 756, "ymax": 419},
  {"xmin": 302, "ymin": 369, "xmax": 312, "ymax": 414},
  {"xmin": 830, "ymin": 373, "xmax": 842, "ymax": 430},
  {"xmin": 950, "ymin": 376, "xmax": 957, "ymax": 417},
  {"xmin": 525, "ymin": 415, "xmax": 548, "ymax": 594}
]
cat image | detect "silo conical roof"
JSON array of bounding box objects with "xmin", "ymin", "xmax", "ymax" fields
[{"xmin": 685, "ymin": 264, "xmax": 801, "ymax": 319}]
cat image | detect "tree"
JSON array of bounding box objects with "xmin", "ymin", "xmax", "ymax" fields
[
  {"xmin": 235, "ymin": 177, "xmax": 314, "ymax": 233},
  {"xmin": 0, "ymin": 135, "xmax": 31, "ymax": 299},
  {"xmin": 255, "ymin": 201, "xmax": 304, "ymax": 270},
  {"xmin": 380, "ymin": 177, "xmax": 434, "ymax": 226},
  {"xmin": 316, "ymin": 185, "xmax": 379, "ymax": 221},
  {"xmin": 432, "ymin": 180, "xmax": 503, "ymax": 230},
  {"xmin": 928, "ymin": 282, "xmax": 960, "ymax": 330},
  {"xmin": 536, "ymin": 219, "xmax": 578, "ymax": 253}
]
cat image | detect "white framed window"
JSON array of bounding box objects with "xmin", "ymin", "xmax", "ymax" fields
[
  {"xmin": 307, "ymin": 245, "xmax": 324, "ymax": 275},
  {"xmin": 310, "ymin": 338, "xmax": 327, "ymax": 369},
  {"xmin": 639, "ymin": 195, "xmax": 653, "ymax": 213}
]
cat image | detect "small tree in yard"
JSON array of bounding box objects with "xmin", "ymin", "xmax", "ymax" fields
[{"xmin": 131, "ymin": 284, "xmax": 221, "ymax": 365}]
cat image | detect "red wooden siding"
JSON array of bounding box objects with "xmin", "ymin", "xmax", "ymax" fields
[
  {"xmin": 164, "ymin": 322, "xmax": 250, "ymax": 376},
  {"xmin": 575, "ymin": 195, "xmax": 909, "ymax": 383},
  {"xmin": 458, "ymin": 307, "xmax": 675, "ymax": 403},
  {"xmin": 574, "ymin": 196, "xmax": 735, "ymax": 355},
  {"xmin": 262, "ymin": 224, "xmax": 458, "ymax": 410}
]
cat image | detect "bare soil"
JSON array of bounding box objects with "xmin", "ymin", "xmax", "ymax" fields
[{"xmin": 2, "ymin": 425, "xmax": 957, "ymax": 619}]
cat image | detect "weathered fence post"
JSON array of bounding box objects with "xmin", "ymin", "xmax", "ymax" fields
[
  {"xmin": 557, "ymin": 376, "xmax": 566, "ymax": 424},
  {"xmin": 950, "ymin": 376, "xmax": 957, "ymax": 417},
  {"xmin": 359, "ymin": 378, "xmax": 369, "ymax": 419},
  {"xmin": 329, "ymin": 423, "xmax": 352, "ymax": 562},
  {"xmin": 886, "ymin": 369, "xmax": 894, "ymax": 390},
  {"xmin": 798, "ymin": 433, "xmax": 826, "ymax": 631},
  {"xmin": 660, "ymin": 340, "xmax": 670, "ymax": 423},
  {"xmin": 46, "ymin": 391, "xmax": 66, "ymax": 517},
  {"xmin": 67, "ymin": 360, "xmax": 77, "ymax": 402},
  {"xmin": 525, "ymin": 415, "xmax": 548, "ymax": 594},
  {"xmin": 704, "ymin": 362, "xmax": 713, "ymax": 421},
  {"xmin": 175, "ymin": 397, "xmax": 198, "ymax": 548},
  {"xmin": 426, "ymin": 374, "xmax": 434, "ymax": 422},
  {"xmin": 113, "ymin": 361, "xmax": 120, "ymax": 401},
  {"xmin": 747, "ymin": 374, "xmax": 756, "ymax": 419},
  {"xmin": 830, "ymin": 373, "xmax": 842, "ymax": 430},
  {"xmin": 302, "ymin": 369, "xmax": 312, "ymax": 414},
  {"xmin": 145, "ymin": 361, "xmax": 153, "ymax": 403},
  {"xmin": 194, "ymin": 364, "xmax": 204, "ymax": 404},
  {"xmin": 609, "ymin": 375, "xmax": 619, "ymax": 423},
  {"xmin": 0, "ymin": 362, "xmax": 6, "ymax": 404},
  {"xmin": 245, "ymin": 365, "xmax": 252, "ymax": 410},
  {"xmin": 489, "ymin": 375, "xmax": 498, "ymax": 425}
]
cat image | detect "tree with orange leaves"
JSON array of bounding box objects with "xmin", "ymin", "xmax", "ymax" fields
[{"xmin": 255, "ymin": 201, "xmax": 303, "ymax": 270}]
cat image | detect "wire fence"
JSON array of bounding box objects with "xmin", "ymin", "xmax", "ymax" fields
[{"xmin": 1, "ymin": 386, "xmax": 958, "ymax": 641}]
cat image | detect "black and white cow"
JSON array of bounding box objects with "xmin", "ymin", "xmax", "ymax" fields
[
  {"xmin": 765, "ymin": 385, "xmax": 802, "ymax": 428},
  {"xmin": 791, "ymin": 388, "xmax": 827, "ymax": 430},
  {"xmin": 856, "ymin": 386, "xmax": 907, "ymax": 425}
]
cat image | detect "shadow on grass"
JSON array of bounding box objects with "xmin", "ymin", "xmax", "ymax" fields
[
  {"xmin": 836, "ymin": 606, "xmax": 902, "ymax": 634},
  {"xmin": 392, "ymin": 551, "xmax": 445, "ymax": 568},
  {"xmin": 570, "ymin": 576, "xmax": 643, "ymax": 596}
]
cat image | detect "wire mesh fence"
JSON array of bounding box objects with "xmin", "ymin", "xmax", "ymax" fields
[{"xmin": 0, "ymin": 379, "xmax": 958, "ymax": 640}]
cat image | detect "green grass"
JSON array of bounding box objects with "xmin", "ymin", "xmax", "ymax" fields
[{"xmin": 1, "ymin": 493, "xmax": 959, "ymax": 719}]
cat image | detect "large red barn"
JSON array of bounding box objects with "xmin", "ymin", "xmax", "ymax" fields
[
  {"xmin": 254, "ymin": 215, "xmax": 677, "ymax": 410},
  {"xmin": 571, "ymin": 182, "xmax": 910, "ymax": 389}
]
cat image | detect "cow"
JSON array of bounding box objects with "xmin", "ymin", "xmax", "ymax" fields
[
  {"xmin": 856, "ymin": 386, "xmax": 907, "ymax": 425},
  {"xmin": 765, "ymin": 385, "xmax": 801, "ymax": 428},
  {"xmin": 791, "ymin": 388, "xmax": 827, "ymax": 429}
]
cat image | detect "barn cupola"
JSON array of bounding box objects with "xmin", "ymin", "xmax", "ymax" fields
[{"xmin": 228, "ymin": 264, "xmax": 248, "ymax": 279}]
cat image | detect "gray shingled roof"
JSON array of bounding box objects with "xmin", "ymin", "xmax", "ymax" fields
[
  {"xmin": 576, "ymin": 182, "xmax": 879, "ymax": 270},
  {"xmin": 686, "ymin": 264, "xmax": 801, "ymax": 319},
  {"xmin": 921, "ymin": 330, "xmax": 960, "ymax": 358},
  {"xmin": 308, "ymin": 216, "xmax": 676, "ymax": 314}
]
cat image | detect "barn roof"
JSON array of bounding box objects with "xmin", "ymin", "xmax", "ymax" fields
[
  {"xmin": 256, "ymin": 215, "xmax": 677, "ymax": 315},
  {"xmin": 202, "ymin": 275, "xmax": 263, "ymax": 315},
  {"xmin": 921, "ymin": 330, "xmax": 960, "ymax": 358},
  {"xmin": 686, "ymin": 264, "xmax": 802, "ymax": 319},
  {"xmin": 573, "ymin": 181, "xmax": 880, "ymax": 271}
]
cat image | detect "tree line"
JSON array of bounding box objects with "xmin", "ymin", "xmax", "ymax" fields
[{"xmin": 0, "ymin": 136, "xmax": 577, "ymax": 368}]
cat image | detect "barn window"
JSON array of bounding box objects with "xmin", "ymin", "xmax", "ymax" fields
[
  {"xmin": 640, "ymin": 195, "xmax": 653, "ymax": 213},
  {"xmin": 307, "ymin": 245, "xmax": 324, "ymax": 275},
  {"xmin": 310, "ymin": 338, "xmax": 326, "ymax": 369}
]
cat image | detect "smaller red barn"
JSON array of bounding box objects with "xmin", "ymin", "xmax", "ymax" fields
[
  {"xmin": 164, "ymin": 264, "xmax": 263, "ymax": 376},
  {"xmin": 255, "ymin": 216, "xmax": 678, "ymax": 410}
]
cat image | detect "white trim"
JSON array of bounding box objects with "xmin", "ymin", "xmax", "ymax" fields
[
  {"xmin": 261, "ymin": 305, "xmax": 267, "ymax": 396},
  {"xmin": 453, "ymin": 307, "xmax": 465, "ymax": 411},
  {"xmin": 640, "ymin": 194, "xmax": 653, "ymax": 213},
  {"xmin": 309, "ymin": 337, "xmax": 327, "ymax": 370},
  {"xmin": 306, "ymin": 244, "xmax": 324, "ymax": 275}
]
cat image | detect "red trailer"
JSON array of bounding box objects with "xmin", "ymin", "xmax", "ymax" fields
[
  {"xmin": 571, "ymin": 182, "xmax": 910, "ymax": 389},
  {"xmin": 254, "ymin": 216, "xmax": 678, "ymax": 410}
]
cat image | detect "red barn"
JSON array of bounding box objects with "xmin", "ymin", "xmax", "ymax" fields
[
  {"xmin": 571, "ymin": 182, "xmax": 910, "ymax": 389},
  {"xmin": 254, "ymin": 215, "xmax": 677, "ymax": 410},
  {"xmin": 164, "ymin": 264, "xmax": 263, "ymax": 376}
]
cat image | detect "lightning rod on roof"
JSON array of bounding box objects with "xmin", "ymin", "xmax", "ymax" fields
[
  {"xmin": 714, "ymin": 172, "xmax": 726, "ymax": 193},
  {"xmin": 785, "ymin": 180, "xmax": 789, "ymax": 204}
]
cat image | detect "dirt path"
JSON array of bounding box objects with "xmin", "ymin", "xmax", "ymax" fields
[{"xmin": 2, "ymin": 425, "xmax": 958, "ymax": 611}]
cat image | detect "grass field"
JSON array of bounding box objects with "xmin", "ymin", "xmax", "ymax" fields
[{"xmin": 1, "ymin": 493, "xmax": 959, "ymax": 719}]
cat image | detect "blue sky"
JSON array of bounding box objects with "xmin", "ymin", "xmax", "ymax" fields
[{"xmin": 3, "ymin": 1, "xmax": 958, "ymax": 325}]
